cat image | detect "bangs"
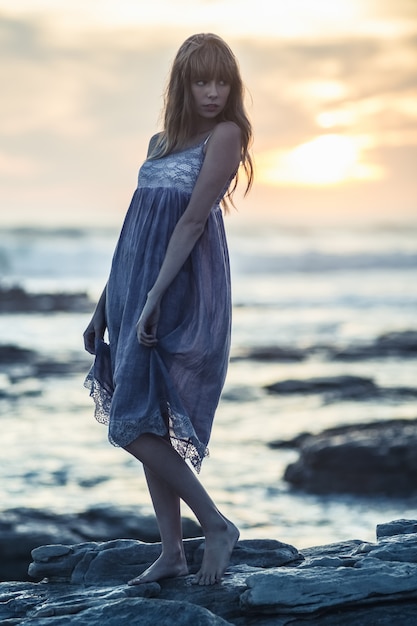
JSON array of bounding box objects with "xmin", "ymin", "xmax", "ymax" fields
[{"xmin": 188, "ymin": 44, "xmax": 236, "ymax": 83}]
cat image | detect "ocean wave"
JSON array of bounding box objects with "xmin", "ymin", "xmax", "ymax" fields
[{"xmin": 231, "ymin": 251, "xmax": 417, "ymax": 274}]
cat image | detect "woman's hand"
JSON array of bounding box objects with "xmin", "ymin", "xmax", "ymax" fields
[
  {"xmin": 83, "ymin": 286, "xmax": 107, "ymax": 354},
  {"xmin": 136, "ymin": 293, "xmax": 161, "ymax": 347},
  {"xmin": 83, "ymin": 310, "xmax": 106, "ymax": 354}
]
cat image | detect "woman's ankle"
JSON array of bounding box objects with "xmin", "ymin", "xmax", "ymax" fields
[{"xmin": 161, "ymin": 543, "xmax": 186, "ymax": 562}]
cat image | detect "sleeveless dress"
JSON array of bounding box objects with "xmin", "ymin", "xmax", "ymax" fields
[{"xmin": 85, "ymin": 138, "xmax": 232, "ymax": 472}]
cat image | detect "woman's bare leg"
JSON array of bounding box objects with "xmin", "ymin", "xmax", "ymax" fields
[
  {"xmin": 125, "ymin": 433, "xmax": 239, "ymax": 585},
  {"xmin": 128, "ymin": 466, "xmax": 188, "ymax": 584}
]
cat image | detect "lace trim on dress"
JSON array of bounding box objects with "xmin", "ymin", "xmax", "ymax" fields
[
  {"xmin": 84, "ymin": 368, "xmax": 112, "ymax": 425},
  {"xmin": 84, "ymin": 372, "xmax": 209, "ymax": 473},
  {"xmin": 166, "ymin": 403, "xmax": 209, "ymax": 474}
]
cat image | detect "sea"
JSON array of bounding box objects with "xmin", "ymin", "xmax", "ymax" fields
[{"xmin": 1, "ymin": 215, "xmax": 417, "ymax": 549}]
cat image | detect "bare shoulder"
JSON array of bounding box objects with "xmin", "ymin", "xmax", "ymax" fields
[
  {"xmin": 205, "ymin": 122, "xmax": 241, "ymax": 161},
  {"xmin": 202, "ymin": 122, "xmax": 241, "ymax": 177},
  {"xmin": 210, "ymin": 121, "xmax": 241, "ymax": 144}
]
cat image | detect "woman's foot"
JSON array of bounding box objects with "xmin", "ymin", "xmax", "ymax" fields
[
  {"xmin": 128, "ymin": 552, "xmax": 189, "ymax": 585},
  {"xmin": 193, "ymin": 518, "xmax": 239, "ymax": 585}
]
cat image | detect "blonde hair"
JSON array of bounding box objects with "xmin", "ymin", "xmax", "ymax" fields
[{"xmin": 151, "ymin": 33, "xmax": 254, "ymax": 208}]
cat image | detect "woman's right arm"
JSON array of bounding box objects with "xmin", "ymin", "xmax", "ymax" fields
[
  {"xmin": 83, "ymin": 284, "xmax": 107, "ymax": 354},
  {"xmin": 84, "ymin": 133, "xmax": 160, "ymax": 352}
]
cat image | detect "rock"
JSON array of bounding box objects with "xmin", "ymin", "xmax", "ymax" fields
[
  {"xmin": 230, "ymin": 329, "xmax": 417, "ymax": 367},
  {"xmin": 332, "ymin": 330, "xmax": 417, "ymax": 360},
  {"xmin": 241, "ymin": 559, "xmax": 417, "ymax": 615},
  {"xmin": 32, "ymin": 357, "xmax": 91, "ymax": 377},
  {"xmin": 28, "ymin": 537, "xmax": 302, "ymax": 585},
  {"xmin": 265, "ymin": 375, "xmax": 417, "ymax": 403},
  {"xmin": 230, "ymin": 539, "xmax": 303, "ymax": 568},
  {"xmin": 377, "ymin": 519, "xmax": 417, "ymax": 539},
  {"xmin": 0, "ymin": 343, "xmax": 91, "ymax": 395},
  {"xmin": 1, "ymin": 519, "xmax": 417, "ymax": 625},
  {"xmin": 231, "ymin": 345, "xmax": 305, "ymax": 362},
  {"xmin": 0, "ymin": 506, "xmax": 202, "ymax": 583},
  {"xmin": 283, "ymin": 419, "xmax": 417, "ymax": 495},
  {"xmin": 268, "ymin": 431, "xmax": 314, "ymax": 449},
  {"xmin": 0, "ymin": 345, "xmax": 37, "ymax": 365},
  {"xmin": 265, "ymin": 375, "xmax": 379, "ymax": 400},
  {"xmin": 241, "ymin": 524, "xmax": 417, "ymax": 622},
  {"xmin": 0, "ymin": 285, "xmax": 93, "ymax": 313},
  {"xmin": 0, "ymin": 583, "xmax": 230, "ymax": 626}
]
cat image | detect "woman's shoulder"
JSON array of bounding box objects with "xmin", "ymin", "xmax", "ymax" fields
[
  {"xmin": 212, "ymin": 121, "xmax": 241, "ymax": 140},
  {"xmin": 205, "ymin": 122, "xmax": 241, "ymax": 152}
]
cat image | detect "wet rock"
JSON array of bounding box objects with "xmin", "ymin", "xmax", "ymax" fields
[
  {"xmin": 0, "ymin": 344, "xmax": 37, "ymax": 365},
  {"xmin": 0, "ymin": 343, "xmax": 91, "ymax": 394},
  {"xmin": 31, "ymin": 357, "xmax": 92, "ymax": 377},
  {"xmin": 231, "ymin": 539, "xmax": 303, "ymax": 568},
  {"xmin": 0, "ymin": 285, "xmax": 93, "ymax": 313},
  {"xmin": 231, "ymin": 345, "xmax": 305, "ymax": 362},
  {"xmin": 1, "ymin": 519, "xmax": 416, "ymax": 625},
  {"xmin": 265, "ymin": 375, "xmax": 378, "ymax": 400},
  {"xmin": 0, "ymin": 583, "xmax": 230, "ymax": 626},
  {"xmin": 377, "ymin": 519, "xmax": 417, "ymax": 540},
  {"xmin": 265, "ymin": 375, "xmax": 417, "ymax": 403},
  {"xmin": 28, "ymin": 537, "xmax": 302, "ymax": 585},
  {"xmin": 240, "ymin": 524, "xmax": 417, "ymax": 622},
  {"xmin": 230, "ymin": 329, "xmax": 417, "ymax": 367},
  {"xmin": 283, "ymin": 419, "xmax": 417, "ymax": 495},
  {"xmin": 0, "ymin": 506, "xmax": 202, "ymax": 583},
  {"xmin": 241, "ymin": 558, "xmax": 417, "ymax": 616},
  {"xmin": 332, "ymin": 330, "xmax": 417, "ymax": 360}
]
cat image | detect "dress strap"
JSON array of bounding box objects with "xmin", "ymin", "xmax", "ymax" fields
[{"xmin": 202, "ymin": 133, "xmax": 212, "ymax": 154}]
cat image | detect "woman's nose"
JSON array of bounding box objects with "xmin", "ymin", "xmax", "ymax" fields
[{"xmin": 207, "ymin": 81, "xmax": 218, "ymax": 97}]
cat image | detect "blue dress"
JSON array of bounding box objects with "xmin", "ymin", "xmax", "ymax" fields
[{"xmin": 85, "ymin": 138, "xmax": 232, "ymax": 472}]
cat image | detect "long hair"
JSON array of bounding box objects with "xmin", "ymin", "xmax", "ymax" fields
[{"xmin": 150, "ymin": 33, "xmax": 254, "ymax": 208}]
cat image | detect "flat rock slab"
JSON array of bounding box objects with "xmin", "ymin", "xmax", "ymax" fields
[
  {"xmin": 0, "ymin": 505, "xmax": 202, "ymax": 582},
  {"xmin": 241, "ymin": 558, "xmax": 417, "ymax": 614},
  {"xmin": 29, "ymin": 537, "xmax": 302, "ymax": 585},
  {"xmin": 1, "ymin": 520, "xmax": 417, "ymax": 625},
  {"xmin": 0, "ymin": 583, "xmax": 231, "ymax": 626}
]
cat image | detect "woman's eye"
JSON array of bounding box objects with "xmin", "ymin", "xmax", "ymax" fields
[{"xmin": 196, "ymin": 80, "xmax": 205, "ymax": 86}]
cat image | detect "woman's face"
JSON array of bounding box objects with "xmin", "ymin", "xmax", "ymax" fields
[{"xmin": 190, "ymin": 78, "xmax": 231, "ymax": 124}]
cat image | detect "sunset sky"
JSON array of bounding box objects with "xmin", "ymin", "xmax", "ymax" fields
[{"xmin": 1, "ymin": 0, "xmax": 416, "ymax": 226}]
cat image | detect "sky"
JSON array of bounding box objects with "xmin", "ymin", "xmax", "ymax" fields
[{"xmin": 1, "ymin": 0, "xmax": 417, "ymax": 226}]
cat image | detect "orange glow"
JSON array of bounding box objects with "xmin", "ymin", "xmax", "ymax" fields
[{"xmin": 257, "ymin": 135, "xmax": 385, "ymax": 187}]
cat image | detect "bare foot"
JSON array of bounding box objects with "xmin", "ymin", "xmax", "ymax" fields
[
  {"xmin": 128, "ymin": 552, "xmax": 189, "ymax": 585},
  {"xmin": 193, "ymin": 518, "xmax": 239, "ymax": 586}
]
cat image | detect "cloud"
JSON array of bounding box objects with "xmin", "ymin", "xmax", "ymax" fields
[
  {"xmin": 0, "ymin": 8, "xmax": 416, "ymax": 224},
  {"xmin": 235, "ymin": 30, "xmax": 417, "ymax": 201},
  {"xmin": 0, "ymin": 15, "xmax": 182, "ymax": 219}
]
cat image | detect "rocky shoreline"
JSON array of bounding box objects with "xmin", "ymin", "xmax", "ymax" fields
[
  {"xmin": 0, "ymin": 285, "xmax": 93, "ymax": 314},
  {"xmin": 0, "ymin": 506, "xmax": 202, "ymax": 583},
  {"xmin": 2, "ymin": 286, "xmax": 417, "ymax": 622},
  {"xmin": 1, "ymin": 519, "xmax": 417, "ymax": 624},
  {"xmin": 270, "ymin": 417, "xmax": 417, "ymax": 496}
]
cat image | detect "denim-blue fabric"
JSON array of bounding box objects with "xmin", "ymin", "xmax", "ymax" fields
[{"xmin": 85, "ymin": 140, "xmax": 232, "ymax": 471}]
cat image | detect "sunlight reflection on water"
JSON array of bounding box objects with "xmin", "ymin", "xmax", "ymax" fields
[{"xmin": 1, "ymin": 222, "xmax": 417, "ymax": 547}]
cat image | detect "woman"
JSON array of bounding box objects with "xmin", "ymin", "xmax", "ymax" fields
[{"xmin": 84, "ymin": 33, "xmax": 253, "ymax": 586}]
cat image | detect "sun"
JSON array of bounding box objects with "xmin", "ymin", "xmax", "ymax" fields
[{"xmin": 258, "ymin": 134, "xmax": 384, "ymax": 187}]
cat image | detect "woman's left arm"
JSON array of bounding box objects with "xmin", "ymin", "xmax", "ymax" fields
[{"xmin": 137, "ymin": 121, "xmax": 241, "ymax": 346}]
